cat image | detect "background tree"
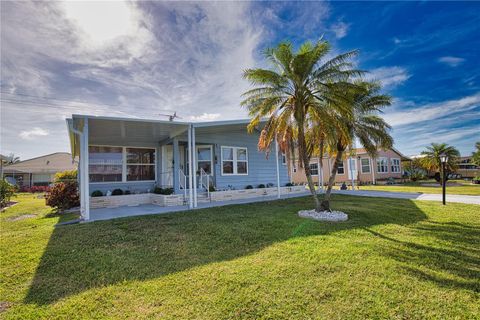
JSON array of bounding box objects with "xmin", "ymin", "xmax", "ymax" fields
[
  {"xmin": 319, "ymin": 81, "xmax": 393, "ymax": 211},
  {"xmin": 5, "ymin": 153, "xmax": 20, "ymax": 165},
  {"xmin": 471, "ymin": 141, "xmax": 480, "ymax": 166},
  {"xmin": 242, "ymin": 40, "xmax": 361, "ymax": 212},
  {"xmin": 420, "ymin": 143, "xmax": 460, "ymax": 181}
]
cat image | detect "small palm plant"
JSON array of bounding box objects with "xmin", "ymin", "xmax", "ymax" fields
[{"xmin": 242, "ymin": 40, "xmax": 361, "ymax": 212}]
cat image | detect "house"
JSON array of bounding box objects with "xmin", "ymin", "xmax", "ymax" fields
[
  {"xmin": 1, "ymin": 152, "xmax": 77, "ymax": 188},
  {"xmin": 291, "ymin": 147, "xmax": 410, "ymax": 186},
  {"xmin": 67, "ymin": 115, "xmax": 304, "ymax": 221},
  {"xmin": 456, "ymin": 156, "xmax": 479, "ymax": 178}
]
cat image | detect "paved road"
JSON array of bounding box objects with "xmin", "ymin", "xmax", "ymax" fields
[{"xmin": 331, "ymin": 190, "xmax": 480, "ymax": 205}]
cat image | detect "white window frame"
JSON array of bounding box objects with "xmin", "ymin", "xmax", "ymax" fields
[
  {"xmin": 309, "ymin": 163, "xmax": 319, "ymax": 176},
  {"xmin": 220, "ymin": 146, "xmax": 248, "ymax": 176},
  {"xmin": 391, "ymin": 158, "xmax": 401, "ymax": 173},
  {"xmin": 337, "ymin": 161, "xmax": 345, "ymax": 175},
  {"xmin": 125, "ymin": 147, "xmax": 156, "ymax": 182},
  {"xmin": 89, "ymin": 145, "xmax": 157, "ymax": 184},
  {"xmin": 360, "ymin": 158, "xmax": 371, "ymax": 174},
  {"xmin": 377, "ymin": 157, "xmax": 388, "ymax": 173}
]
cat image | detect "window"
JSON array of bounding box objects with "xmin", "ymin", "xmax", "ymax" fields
[
  {"xmin": 221, "ymin": 146, "xmax": 248, "ymax": 175},
  {"xmin": 337, "ymin": 161, "xmax": 345, "ymax": 174},
  {"xmin": 377, "ymin": 157, "xmax": 388, "ymax": 173},
  {"xmin": 391, "ymin": 158, "xmax": 401, "ymax": 173},
  {"xmin": 361, "ymin": 158, "xmax": 371, "ymax": 173},
  {"xmin": 281, "ymin": 153, "xmax": 287, "ymax": 165},
  {"xmin": 89, "ymin": 146, "xmax": 123, "ymax": 182},
  {"xmin": 309, "ymin": 163, "xmax": 318, "ymax": 175},
  {"xmin": 126, "ymin": 148, "xmax": 155, "ymax": 181},
  {"xmin": 197, "ymin": 146, "xmax": 212, "ymax": 174}
]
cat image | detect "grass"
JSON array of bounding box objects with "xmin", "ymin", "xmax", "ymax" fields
[
  {"xmin": 1, "ymin": 193, "xmax": 479, "ymax": 319},
  {"xmin": 358, "ymin": 180, "xmax": 480, "ymax": 196}
]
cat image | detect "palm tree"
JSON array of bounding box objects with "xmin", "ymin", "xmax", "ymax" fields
[
  {"xmin": 471, "ymin": 141, "xmax": 480, "ymax": 166},
  {"xmin": 319, "ymin": 81, "xmax": 393, "ymax": 211},
  {"xmin": 420, "ymin": 143, "xmax": 460, "ymax": 175},
  {"xmin": 6, "ymin": 153, "xmax": 20, "ymax": 165},
  {"xmin": 241, "ymin": 40, "xmax": 362, "ymax": 212}
]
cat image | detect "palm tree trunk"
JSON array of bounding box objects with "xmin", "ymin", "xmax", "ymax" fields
[
  {"xmin": 297, "ymin": 124, "xmax": 321, "ymax": 211},
  {"xmin": 320, "ymin": 148, "xmax": 344, "ymax": 211}
]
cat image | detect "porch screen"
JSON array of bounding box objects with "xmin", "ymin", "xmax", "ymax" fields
[
  {"xmin": 126, "ymin": 148, "xmax": 155, "ymax": 181},
  {"xmin": 89, "ymin": 146, "xmax": 123, "ymax": 182}
]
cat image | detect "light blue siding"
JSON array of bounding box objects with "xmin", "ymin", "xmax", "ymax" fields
[
  {"xmin": 87, "ymin": 126, "xmax": 290, "ymax": 195},
  {"xmin": 193, "ymin": 129, "xmax": 290, "ymax": 190}
]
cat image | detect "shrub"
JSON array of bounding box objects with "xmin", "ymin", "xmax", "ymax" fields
[
  {"xmin": 208, "ymin": 185, "xmax": 216, "ymax": 192},
  {"xmin": 266, "ymin": 183, "xmax": 274, "ymax": 188},
  {"xmin": 285, "ymin": 182, "xmax": 294, "ymax": 187},
  {"xmin": 154, "ymin": 187, "xmax": 174, "ymax": 195},
  {"xmin": 54, "ymin": 170, "xmax": 77, "ymax": 183},
  {"xmin": 45, "ymin": 181, "xmax": 79, "ymax": 210},
  {"xmin": 257, "ymin": 184, "xmax": 265, "ymax": 188},
  {"xmin": 0, "ymin": 179, "xmax": 16, "ymax": 208},
  {"xmin": 245, "ymin": 185, "xmax": 253, "ymax": 189},
  {"xmin": 124, "ymin": 190, "xmax": 131, "ymax": 195},
  {"xmin": 112, "ymin": 189, "xmax": 124, "ymax": 196},
  {"xmin": 91, "ymin": 190, "xmax": 103, "ymax": 197}
]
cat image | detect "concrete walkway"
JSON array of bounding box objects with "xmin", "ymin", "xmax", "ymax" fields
[
  {"xmin": 331, "ymin": 190, "xmax": 480, "ymax": 205},
  {"xmin": 88, "ymin": 189, "xmax": 479, "ymax": 222}
]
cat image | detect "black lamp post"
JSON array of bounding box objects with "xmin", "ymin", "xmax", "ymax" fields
[{"xmin": 439, "ymin": 153, "xmax": 448, "ymax": 205}]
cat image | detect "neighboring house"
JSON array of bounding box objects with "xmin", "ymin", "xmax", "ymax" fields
[
  {"xmin": 67, "ymin": 115, "xmax": 291, "ymax": 220},
  {"xmin": 2, "ymin": 152, "xmax": 77, "ymax": 187},
  {"xmin": 291, "ymin": 148, "xmax": 410, "ymax": 185},
  {"xmin": 456, "ymin": 156, "xmax": 479, "ymax": 178}
]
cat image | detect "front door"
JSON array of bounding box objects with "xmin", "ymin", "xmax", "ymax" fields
[
  {"xmin": 348, "ymin": 158, "xmax": 358, "ymax": 180},
  {"xmin": 196, "ymin": 145, "xmax": 213, "ymax": 175}
]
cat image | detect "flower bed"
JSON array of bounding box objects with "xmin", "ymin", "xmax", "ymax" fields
[
  {"xmin": 90, "ymin": 193, "xmax": 185, "ymax": 209},
  {"xmin": 210, "ymin": 186, "xmax": 306, "ymax": 202}
]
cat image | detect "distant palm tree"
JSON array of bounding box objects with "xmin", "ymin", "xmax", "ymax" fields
[
  {"xmin": 320, "ymin": 81, "xmax": 393, "ymax": 211},
  {"xmin": 242, "ymin": 40, "xmax": 362, "ymax": 212},
  {"xmin": 472, "ymin": 141, "xmax": 480, "ymax": 166},
  {"xmin": 6, "ymin": 153, "xmax": 20, "ymax": 165},
  {"xmin": 420, "ymin": 143, "xmax": 460, "ymax": 175}
]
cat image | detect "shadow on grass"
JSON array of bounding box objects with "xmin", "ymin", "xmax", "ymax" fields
[
  {"xmin": 364, "ymin": 220, "xmax": 480, "ymax": 293},
  {"xmin": 25, "ymin": 195, "xmax": 427, "ymax": 305}
]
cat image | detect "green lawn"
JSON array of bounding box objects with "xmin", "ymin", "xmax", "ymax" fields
[
  {"xmin": 1, "ymin": 193, "xmax": 479, "ymax": 319},
  {"xmin": 358, "ymin": 181, "xmax": 480, "ymax": 196}
]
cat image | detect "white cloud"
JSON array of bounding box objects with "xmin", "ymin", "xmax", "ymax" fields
[
  {"xmin": 331, "ymin": 21, "xmax": 349, "ymax": 39},
  {"xmin": 384, "ymin": 93, "xmax": 480, "ymax": 127},
  {"xmin": 438, "ymin": 56, "xmax": 465, "ymax": 67},
  {"xmin": 367, "ymin": 66, "xmax": 410, "ymax": 88},
  {"xmin": 189, "ymin": 113, "xmax": 221, "ymax": 122},
  {"xmin": 19, "ymin": 127, "xmax": 49, "ymax": 140}
]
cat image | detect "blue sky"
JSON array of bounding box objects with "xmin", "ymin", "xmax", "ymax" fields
[{"xmin": 1, "ymin": 1, "xmax": 479, "ymax": 159}]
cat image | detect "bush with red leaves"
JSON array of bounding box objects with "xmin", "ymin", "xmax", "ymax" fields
[{"xmin": 45, "ymin": 181, "xmax": 79, "ymax": 210}]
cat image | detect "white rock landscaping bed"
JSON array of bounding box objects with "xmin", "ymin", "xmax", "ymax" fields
[{"xmin": 298, "ymin": 209, "xmax": 348, "ymax": 222}]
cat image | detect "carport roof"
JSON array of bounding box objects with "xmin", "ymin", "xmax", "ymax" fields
[{"xmin": 66, "ymin": 114, "xmax": 261, "ymax": 158}]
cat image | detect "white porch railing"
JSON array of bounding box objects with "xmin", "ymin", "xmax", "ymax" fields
[
  {"xmin": 178, "ymin": 169, "xmax": 187, "ymax": 200},
  {"xmin": 199, "ymin": 168, "xmax": 211, "ymax": 199}
]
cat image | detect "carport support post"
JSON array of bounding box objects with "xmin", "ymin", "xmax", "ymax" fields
[
  {"xmin": 82, "ymin": 117, "xmax": 90, "ymax": 221},
  {"xmin": 192, "ymin": 125, "xmax": 198, "ymax": 208},
  {"xmin": 187, "ymin": 126, "xmax": 193, "ymax": 209},
  {"xmin": 275, "ymin": 137, "xmax": 281, "ymax": 199},
  {"xmin": 173, "ymin": 138, "xmax": 180, "ymax": 194}
]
